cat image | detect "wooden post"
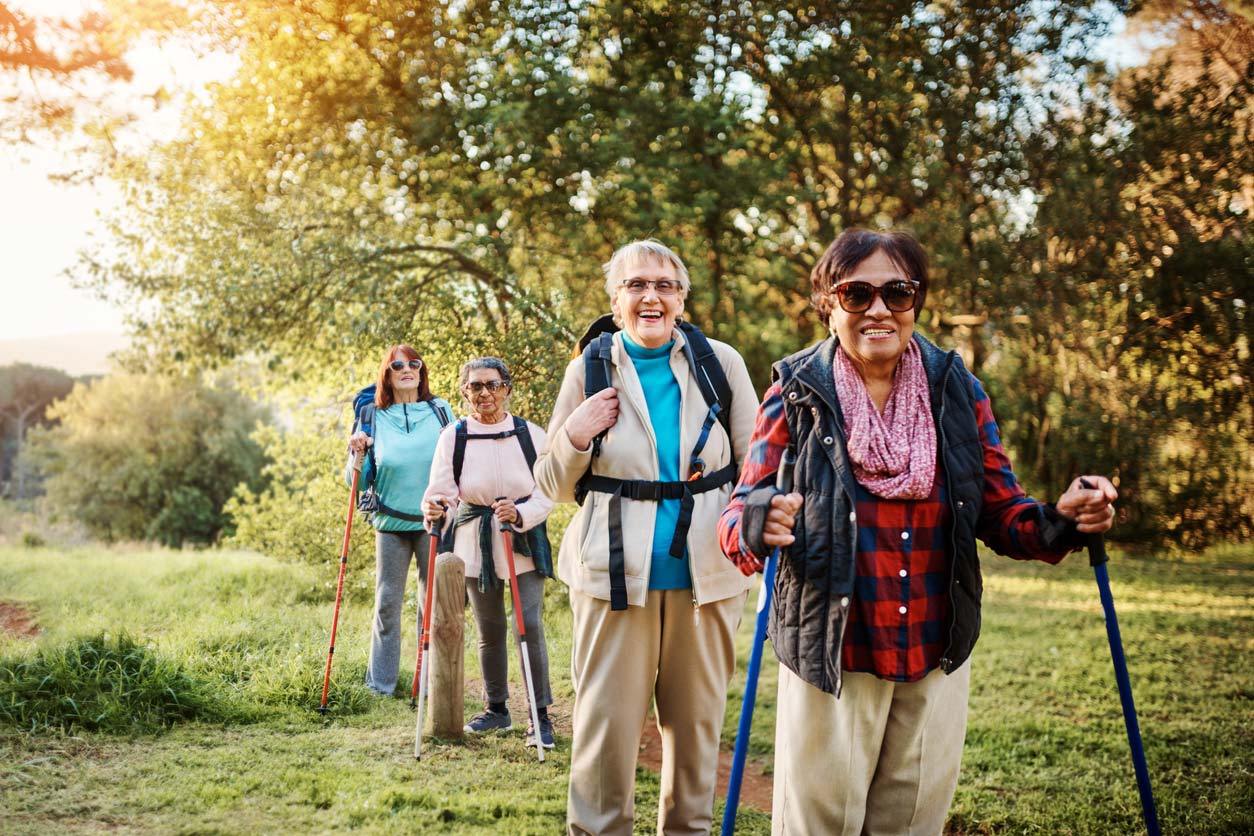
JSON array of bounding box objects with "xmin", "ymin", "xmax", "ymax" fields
[{"xmin": 429, "ymin": 552, "xmax": 465, "ymax": 739}]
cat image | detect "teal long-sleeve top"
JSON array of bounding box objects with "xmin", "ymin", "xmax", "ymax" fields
[
  {"xmin": 622, "ymin": 334, "xmax": 692, "ymax": 590},
  {"xmin": 344, "ymin": 398, "xmax": 453, "ymax": 532}
]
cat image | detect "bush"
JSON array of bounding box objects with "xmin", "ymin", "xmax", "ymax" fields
[
  {"xmin": 27, "ymin": 374, "xmax": 270, "ymax": 547},
  {"xmin": 0, "ymin": 633, "xmax": 226, "ymax": 733}
]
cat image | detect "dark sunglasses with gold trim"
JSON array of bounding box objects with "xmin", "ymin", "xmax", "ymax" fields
[{"xmin": 831, "ymin": 279, "xmax": 920, "ymax": 313}]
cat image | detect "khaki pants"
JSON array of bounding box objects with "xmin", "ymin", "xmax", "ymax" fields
[
  {"xmin": 772, "ymin": 661, "xmax": 972, "ymax": 836},
  {"xmin": 567, "ymin": 588, "xmax": 745, "ymax": 836}
]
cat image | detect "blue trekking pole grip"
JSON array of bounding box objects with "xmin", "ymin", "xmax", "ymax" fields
[
  {"xmin": 723, "ymin": 448, "xmax": 796, "ymax": 834},
  {"xmin": 1080, "ymin": 479, "xmax": 1161, "ymax": 836}
]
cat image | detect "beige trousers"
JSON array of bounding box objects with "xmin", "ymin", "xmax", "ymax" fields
[
  {"xmin": 772, "ymin": 660, "xmax": 972, "ymax": 836},
  {"xmin": 567, "ymin": 588, "xmax": 745, "ymax": 836}
]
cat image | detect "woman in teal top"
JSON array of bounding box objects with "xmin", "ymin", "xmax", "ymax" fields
[
  {"xmin": 345, "ymin": 344, "xmax": 453, "ymax": 696},
  {"xmin": 622, "ymin": 333, "xmax": 692, "ymax": 590}
]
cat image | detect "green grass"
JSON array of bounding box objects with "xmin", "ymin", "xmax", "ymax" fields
[{"xmin": 1, "ymin": 542, "xmax": 1251, "ymax": 834}]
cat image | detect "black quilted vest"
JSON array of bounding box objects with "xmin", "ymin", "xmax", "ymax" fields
[{"xmin": 769, "ymin": 334, "xmax": 985, "ymax": 697}]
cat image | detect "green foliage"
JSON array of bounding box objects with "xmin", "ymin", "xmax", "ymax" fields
[
  {"xmin": 78, "ymin": 0, "xmax": 1252, "ymax": 547},
  {"xmin": 0, "ymin": 632, "xmax": 224, "ymax": 733},
  {"xmin": 224, "ymin": 420, "xmax": 372, "ymax": 568},
  {"xmin": 26, "ymin": 374, "xmax": 270, "ymax": 547}
]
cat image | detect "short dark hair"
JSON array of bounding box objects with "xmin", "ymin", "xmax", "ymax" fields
[{"xmin": 809, "ymin": 228, "xmax": 929, "ymax": 322}]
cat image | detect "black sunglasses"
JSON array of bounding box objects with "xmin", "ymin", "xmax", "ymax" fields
[
  {"xmin": 464, "ymin": 380, "xmax": 509, "ymax": 394},
  {"xmin": 389, "ymin": 359, "xmax": 423, "ymax": 371},
  {"xmin": 832, "ymin": 280, "xmax": 920, "ymax": 313}
]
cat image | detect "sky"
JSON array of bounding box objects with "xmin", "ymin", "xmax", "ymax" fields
[
  {"xmin": 0, "ymin": 0, "xmax": 235, "ymax": 342},
  {"xmin": 0, "ymin": 3, "xmax": 1157, "ymax": 344}
]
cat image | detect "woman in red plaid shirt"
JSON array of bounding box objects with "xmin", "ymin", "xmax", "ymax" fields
[{"xmin": 718, "ymin": 228, "xmax": 1117, "ymax": 836}]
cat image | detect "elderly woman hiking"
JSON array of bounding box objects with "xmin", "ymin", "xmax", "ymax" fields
[
  {"xmin": 535, "ymin": 240, "xmax": 759, "ymax": 836},
  {"xmin": 718, "ymin": 227, "xmax": 1118, "ymax": 836},
  {"xmin": 345, "ymin": 345, "xmax": 453, "ymax": 697},
  {"xmin": 421, "ymin": 357, "xmax": 557, "ymax": 748}
]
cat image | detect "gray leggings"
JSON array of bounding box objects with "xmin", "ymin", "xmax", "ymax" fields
[
  {"xmin": 365, "ymin": 530, "xmax": 431, "ymax": 695},
  {"xmin": 466, "ymin": 571, "xmax": 552, "ymax": 709}
]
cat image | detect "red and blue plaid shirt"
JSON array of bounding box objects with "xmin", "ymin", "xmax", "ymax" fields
[{"xmin": 719, "ymin": 372, "xmax": 1075, "ymax": 683}]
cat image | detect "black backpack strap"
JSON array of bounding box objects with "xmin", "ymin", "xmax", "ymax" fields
[
  {"xmin": 426, "ymin": 399, "xmax": 450, "ymax": 427},
  {"xmin": 583, "ymin": 332, "xmax": 614, "ymax": 459},
  {"xmin": 452, "ymin": 420, "xmax": 467, "ymax": 486},
  {"xmin": 679, "ymin": 321, "xmax": 734, "ymax": 443},
  {"xmin": 513, "ymin": 415, "xmax": 537, "ymax": 471}
]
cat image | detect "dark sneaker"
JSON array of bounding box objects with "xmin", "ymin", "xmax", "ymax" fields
[
  {"xmin": 526, "ymin": 714, "xmax": 556, "ymax": 749},
  {"xmin": 464, "ymin": 709, "xmax": 512, "ymax": 734}
]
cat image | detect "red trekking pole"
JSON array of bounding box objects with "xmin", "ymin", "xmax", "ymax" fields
[
  {"xmin": 498, "ymin": 500, "xmax": 545, "ymax": 762},
  {"xmin": 317, "ymin": 449, "xmax": 364, "ymax": 714},
  {"xmin": 409, "ymin": 519, "xmax": 443, "ymax": 709},
  {"xmin": 413, "ymin": 504, "xmax": 445, "ymax": 759}
]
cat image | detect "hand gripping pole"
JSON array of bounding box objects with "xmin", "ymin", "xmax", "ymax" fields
[
  {"xmin": 1081, "ymin": 480, "xmax": 1160, "ymax": 836},
  {"xmin": 723, "ymin": 448, "xmax": 795, "ymax": 832}
]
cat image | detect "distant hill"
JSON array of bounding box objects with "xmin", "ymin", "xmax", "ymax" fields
[{"xmin": 0, "ymin": 332, "xmax": 129, "ymax": 377}]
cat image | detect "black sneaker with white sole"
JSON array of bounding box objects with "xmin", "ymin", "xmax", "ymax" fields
[
  {"xmin": 464, "ymin": 709, "xmax": 512, "ymax": 733},
  {"xmin": 526, "ymin": 714, "xmax": 556, "ymax": 749}
]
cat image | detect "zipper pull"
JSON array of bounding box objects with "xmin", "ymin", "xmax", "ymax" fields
[{"xmin": 692, "ymin": 593, "xmax": 701, "ymax": 626}]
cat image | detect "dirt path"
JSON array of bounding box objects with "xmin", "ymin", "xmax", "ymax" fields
[
  {"xmin": 637, "ymin": 720, "xmax": 773, "ymax": 813},
  {"xmin": 484, "ymin": 681, "xmax": 774, "ymax": 812},
  {"xmin": 0, "ymin": 600, "xmax": 40, "ymax": 638}
]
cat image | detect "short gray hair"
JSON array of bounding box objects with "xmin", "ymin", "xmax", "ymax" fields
[
  {"xmin": 459, "ymin": 356, "xmax": 512, "ymax": 387},
  {"xmin": 602, "ymin": 239, "xmax": 691, "ymax": 300}
]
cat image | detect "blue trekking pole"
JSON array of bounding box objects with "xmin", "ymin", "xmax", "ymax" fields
[
  {"xmin": 723, "ymin": 448, "xmax": 795, "ymax": 835},
  {"xmin": 1082, "ymin": 480, "xmax": 1161, "ymax": 836}
]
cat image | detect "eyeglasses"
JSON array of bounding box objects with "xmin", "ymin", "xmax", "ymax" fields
[
  {"xmin": 464, "ymin": 380, "xmax": 508, "ymax": 394},
  {"xmin": 389, "ymin": 359, "xmax": 423, "ymax": 371},
  {"xmin": 831, "ymin": 280, "xmax": 920, "ymax": 313},
  {"xmin": 620, "ymin": 278, "xmax": 682, "ymax": 296}
]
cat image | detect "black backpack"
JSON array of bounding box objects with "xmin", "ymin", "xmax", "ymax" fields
[{"xmin": 572, "ymin": 314, "xmax": 738, "ymax": 610}]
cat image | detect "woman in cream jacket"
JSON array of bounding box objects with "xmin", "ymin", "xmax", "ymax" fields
[{"xmin": 535, "ymin": 240, "xmax": 758, "ymax": 836}]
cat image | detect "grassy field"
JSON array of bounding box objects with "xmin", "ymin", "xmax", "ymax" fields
[{"xmin": 1, "ymin": 541, "xmax": 1250, "ymax": 835}]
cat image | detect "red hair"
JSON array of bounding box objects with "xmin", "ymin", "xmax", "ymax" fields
[{"xmin": 374, "ymin": 345, "xmax": 432, "ymax": 408}]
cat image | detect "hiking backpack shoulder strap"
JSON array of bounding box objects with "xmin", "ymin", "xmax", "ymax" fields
[
  {"xmin": 512, "ymin": 415, "xmax": 537, "ymax": 472},
  {"xmin": 582, "ymin": 331, "xmax": 615, "ymax": 458},
  {"xmin": 678, "ymin": 321, "xmax": 734, "ymax": 441},
  {"xmin": 426, "ymin": 398, "xmax": 451, "ymax": 428},
  {"xmin": 452, "ymin": 419, "xmax": 468, "ymax": 486}
]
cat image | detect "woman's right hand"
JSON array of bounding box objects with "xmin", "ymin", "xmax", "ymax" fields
[
  {"xmin": 348, "ymin": 431, "xmax": 373, "ymax": 455},
  {"xmin": 763, "ymin": 492, "xmax": 804, "ymax": 547},
  {"xmin": 422, "ymin": 497, "xmax": 448, "ymax": 529},
  {"xmin": 564, "ymin": 387, "xmax": 620, "ymax": 451}
]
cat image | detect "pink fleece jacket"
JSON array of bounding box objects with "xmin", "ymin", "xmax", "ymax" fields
[{"xmin": 423, "ymin": 413, "xmax": 554, "ymax": 580}]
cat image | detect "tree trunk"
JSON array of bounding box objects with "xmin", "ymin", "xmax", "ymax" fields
[{"xmin": 429, "ymin": 552, "xmax": 465, "ymax": 739}]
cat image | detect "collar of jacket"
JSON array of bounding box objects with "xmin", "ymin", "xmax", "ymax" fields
[{"xmin": 774, "ymin": 331, "xmax": 958, "ymax": 409}]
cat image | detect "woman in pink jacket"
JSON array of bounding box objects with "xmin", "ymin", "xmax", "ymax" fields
[{"xmin": 421, "ymin": 357, "xmax": 557, "ymax": 749}]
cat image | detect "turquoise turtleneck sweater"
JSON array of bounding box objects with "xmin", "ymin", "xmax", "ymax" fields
[{"xmin": 622, "ymin": 334, "xmax": 691, "ymax": 590}]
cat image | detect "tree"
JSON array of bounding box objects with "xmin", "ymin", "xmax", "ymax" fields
[
  {"xmin": 0, "ymin": 363, "xmax": 73, "ymax": 499},
  {"xmin": 0, "ymin": 0, "xmax": 189, "ymax": 142},
  {"xmin": 26, "ymin": 373, "xmax": 269, "ymax": 547},
  {"xmin": 81, "ymin": 0, "xmax": 1251, "ymax": 546}
]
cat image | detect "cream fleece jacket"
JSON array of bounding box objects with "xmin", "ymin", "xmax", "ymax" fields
[
  {"xmin": 535, "ymin": 329, "xmax": 759, "ymax": 607},
  {"xmin": 423, "ymin": 413, "xmax": 554, "ymax": 581}
]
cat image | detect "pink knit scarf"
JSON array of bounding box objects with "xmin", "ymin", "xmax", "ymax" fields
[{"xmin": 833, "ymin": 340, "xmax": 936, "ymax": 499}]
